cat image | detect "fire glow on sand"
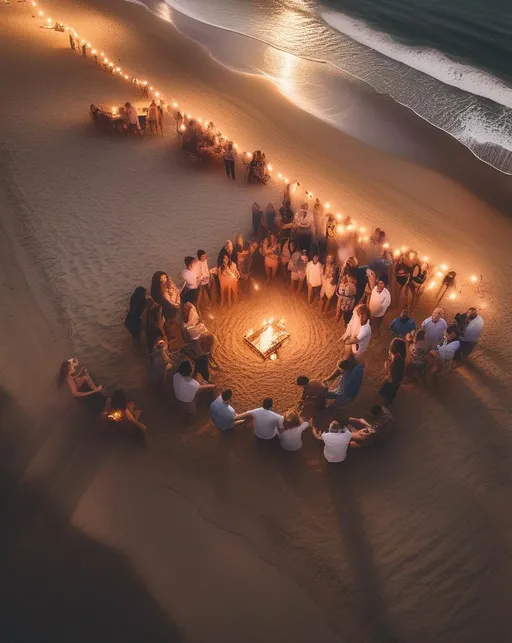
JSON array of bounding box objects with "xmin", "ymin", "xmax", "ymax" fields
[{"xmin": 244, "ymin": 318, "xmax": 290, "ymax": 360}]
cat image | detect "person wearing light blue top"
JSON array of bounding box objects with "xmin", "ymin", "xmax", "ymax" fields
[
  {"xmin": 210, "ymin": 389, "xmax": 245, "ymax": 431},
  {"xmin": 389, "ymin": 309, "xmax": 417, "ymax": 337}
]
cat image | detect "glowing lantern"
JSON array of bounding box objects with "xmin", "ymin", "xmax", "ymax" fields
[
  {"xmin": 470, "ymin": 275, "xmax": 478, "ymax": 283},
  {"xmin": 270, "ymin": 353, "xmax": 278, "ymax": 361},
  {"xmin": 440, "ymin": 264, "xmax": 448, "ymax": 272}
]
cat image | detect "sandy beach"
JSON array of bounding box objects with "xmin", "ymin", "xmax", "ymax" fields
[{"xmin": 1, "ymin": 1, "xmax": 512, "ymax": 642}]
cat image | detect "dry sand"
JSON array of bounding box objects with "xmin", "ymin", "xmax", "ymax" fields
[{"xmin": 1, "ymin": 2, "xmax": 512, "ymax": 642}]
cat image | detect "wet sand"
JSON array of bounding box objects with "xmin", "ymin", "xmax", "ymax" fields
[{"xmin": 1, "ymin": 2, "xmax": 512, "ymax": 642}]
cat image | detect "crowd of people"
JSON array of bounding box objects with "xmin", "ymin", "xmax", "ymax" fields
[
  {"xmin": 59, "ymin": 186, "xmax": 484, "ymax": 462},
  {"xmin": 89, "ymin": 100, "xmax": 165, "ymax": 136}
]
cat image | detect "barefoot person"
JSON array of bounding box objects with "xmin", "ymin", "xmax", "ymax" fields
[
  {"xmin": 293, "ymin": 202, "xmax": 314, "ymax": 254},
  {"xmin": 335, "ymin": 260, "xmax": 357, "ymax": 323},
  {"xmin": 223, "ymin": 141, "xmax": 237, "ymax": 180},
  {"xmin": 147, "ymin": 100, "xmax": 159, "ymax": 135},
  {"xmin": 296, "ymin": 376, "xmax": 327, "ymax": 420},
  {"xmin": 379, "ymin": 337, "xmax": 406, "ymax": 405},
  {"xmin": 218, "ymin": 254, "xmax": 240, "ymax": 306},
  {"xmin": 289, "ymin": 248, "xmax": 308, "ymax": 294},
  {"xmin": 181, "ymin": 256, "xmax": 199, "ymax": 305},
  {"xmin": 348, "ymin": 405, "xmax": 393, "ymax": 449},
  {"xmin": 195, "ymin": 249, "xmax": 212, "ymax": 307},
  {"xmin": 236, "ymin": 398, "xmax": 284, "ymax": 441}
]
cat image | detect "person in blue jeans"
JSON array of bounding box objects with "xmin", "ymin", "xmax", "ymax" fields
[{"xmin": 322, "ymin": 354, "xmax": 364, "ymax": 407}]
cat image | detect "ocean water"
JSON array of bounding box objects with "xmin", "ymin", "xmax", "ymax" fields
[{"xmin": 137, "ymin": 0, "xmax": 512, "ymax": 175}]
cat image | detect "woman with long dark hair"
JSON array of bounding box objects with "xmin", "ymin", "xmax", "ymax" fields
[
  {"xmin": 150, "ymin": 271, "xmax": 181, "ymax": 321},
  {"xmin": 144, "ymin": 300, "xmax": 167, "ymax": 354},
  {"xmin": 124, "ymin": 286, "xmax": 148, "ymax": 343}
]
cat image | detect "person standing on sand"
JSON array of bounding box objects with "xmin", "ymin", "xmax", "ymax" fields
[
  {"xmin": 195, "ymin": 250, "xmax": 211, "ymax": 307},
  {"xmin": 335, "ymin": 262, "xmax": 357, "ymax": 324},
  {"xmin": 313, "ymin": 421, "xmax": 352, "ymax": 463},
  {"xmin": 261, "ymin": 231, "xmax": 280, "ymax": 284},
  {"xmin": 69, "ymin": 33, "xmax": 75, "ymax": 50},
  {"xmin": 341, "ymin": 304, "xmax": 372, "ymax": 359},
  {"xmin": 223, "ymin": 142, "xmax": 237, "ymax": 180},
  {"xmin": 296, "ymin": 376, "xmax": 327, "ymax": 420},
  {"xmin": 210, "ymin": 389, "xmax": 246, "ymax": 431},
  {"xmin": 236, "ymin": 398, "xmax": 284, "ymax": 441},
  {"xmin": 181, "ymin": 256, "xmax": 199, "ymax": 305},
  {"xmin": 289, "ymin": 248, "xmax": 308, "ymax": 294},
  {"xmin": 322, "ymin": 354, "xmax": 364, "ymax": 407},
  {"xmin": 369, "ymin": 276, "xmax": 391, "ymax": 335},
  {"xmin": 147, "ymin": 100, "xmax": 159, "ymax": 135},
  {"xmin": 306, "ymin": 254, "xmax": 323, "ymax": 304},
  {"xmin": 421, "ymin": 307, "xmax": 447, "ymax": 349},
  {"xmin": 124, "ymin": 102, "xmax": 141, "ymax": 135},
  {"xmin": 455, "ymin": 307, "xmax": 484, "ymax": 359},
  {"xmin": 293, "ymin": 202, "xmax": 314, "ymax": 254},
  {"xmin": 379, "ymin": 337, "xmax": 406, "ymax": 405},
  {"xmin": 390, "ymin": 309, "xmax": 416, "ymax": 338},
  {"xmin": 319, "ymin": 254, "xmax": 338, "ymax": 313}
]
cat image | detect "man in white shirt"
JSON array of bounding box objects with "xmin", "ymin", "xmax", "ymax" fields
[
  {"xmin": 293, "ymin": 202, "xmax": 314, "ymax": 254},
  {"xmin": 455, "ymin": 307, "xmax": 484, "ymax": 358},
  {"xmin": 182, "ymin": 256, "xmax": 199, "ymax": 305},
  {"xmin": 195, "ymin": 249, "xmax": 211, "ymax": 306},
  {"xmin": 369, "ymin": 277, "xmax": 392, "ymax": 335},
  {"xmin": 173, "ymin": 360, "xmax": 215, "ymax": 414},
  {"xmin": 305, "ymin": 255, "xmax": 323, "ymax": 304},
  {"xmin": 421, "ymin": 307, "xmax": 447, "ymax": 348},
  {"xmin": 236, "ymin": 397, "xmax": 284, "ymax": 440},
  {"xmin": 313, "ymin": 421, "xmax": 352, "ymax": 463},
  {"xmin": 342, "ymin": 305, "xmax": 372, "ymax": 358}
]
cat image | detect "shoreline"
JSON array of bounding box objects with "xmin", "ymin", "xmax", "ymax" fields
[{"xmin": 2, "ymin": 3, "xmax": 512, "ymax": 643}]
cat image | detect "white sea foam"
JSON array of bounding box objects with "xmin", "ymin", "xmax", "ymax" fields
[{"xmin": 322, "ymin": 10, "xmax": 512, "ymax": 111}]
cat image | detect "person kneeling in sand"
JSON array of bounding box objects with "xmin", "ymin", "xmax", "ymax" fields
[
  {"xmin": 313, "ymin": 421, "xmax": 352, "ymax": 463},
  {"xmin": 348, "ymin": 405, "xmax": 393, "ymax": 449},
  {"xmin": 210, "ymin": 389, "xmax": 247, "ymax": 432},
  {"xmin": 104, "ymin": 389, "xmax": 149, "ymax": 446},
  {"xmin": 322, "ymin": 354, "xmax": 364, "ymax": 408}
]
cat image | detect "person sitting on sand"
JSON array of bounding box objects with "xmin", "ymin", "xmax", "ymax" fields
[
  {"xmin": 58, "ymin": 359, "xmax": 106, "ymax": 415},
  {"xmin": 124, "ymin": 286, "xmax": 148, "ymax": 344},
  {"xmin": 218, "ymin": 254, "xmax": 240, "ymax": 307},
  {"xmin": 173, "ymin": 359, "xmax": 215, "ymax": 414},
  {"xmin": 341, "ymin": 304, "xmax": 372, "ymax": 359},
  {"xmin": 104, "ymin": 389, "xmax": 149, "ymax": 445},
  {"xmin": 379, "ymin": 337, "xmax": 406, "ymax": 405},
  {"xmin": 296, "ymin": 376, "xmax": 327, "ymax": 421},
  {"xmin": 313, "ymin": 420, "xmax": 352, "ymax": 464},
  {"xmin": 124, "ymin": 102, "xmax": 140, "ymax": 134},
  {"xmin": 421, "ymin": 307, "xmax": 447, "ymax": 349},
  {"xmin": 277, "ymin": 411, "xmax": 310, "ymax": 452},
  {"xmin": 389, "ymin": 309, "xmax": 416, "ymax": 338},
  {"xmin": 455, "ymin": 307, "xmax": 484, "ymax": 359},
  {"xmin": 210, "ymin": 389, "xmax": 246, "ymax": 431},
  {"xmin": 348, "ymin": 405, "xmax": 393, "ymax": 449},
  {"xmin": 236, "ymin": 397, "xmax": 284, "ymax": 441},
  {"xmin": 289, "ymin": 248, "xmax": 308, "ymax": 294},
  {"xmin": 322, "ymin": 354, "xmax": 364, "ymax": 408},
  {"xmin": 147, "ymin": 100, "xmax": 159, "ymax": 134}
]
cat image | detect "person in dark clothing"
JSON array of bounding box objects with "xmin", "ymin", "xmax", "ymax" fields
[
  {"xmin": 124, "ymin": 286, "xmax": 148, "ymax": 343},
  {"xmin": 379, "ymin": 338, "xmax": 406, "ymax": 405}
]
